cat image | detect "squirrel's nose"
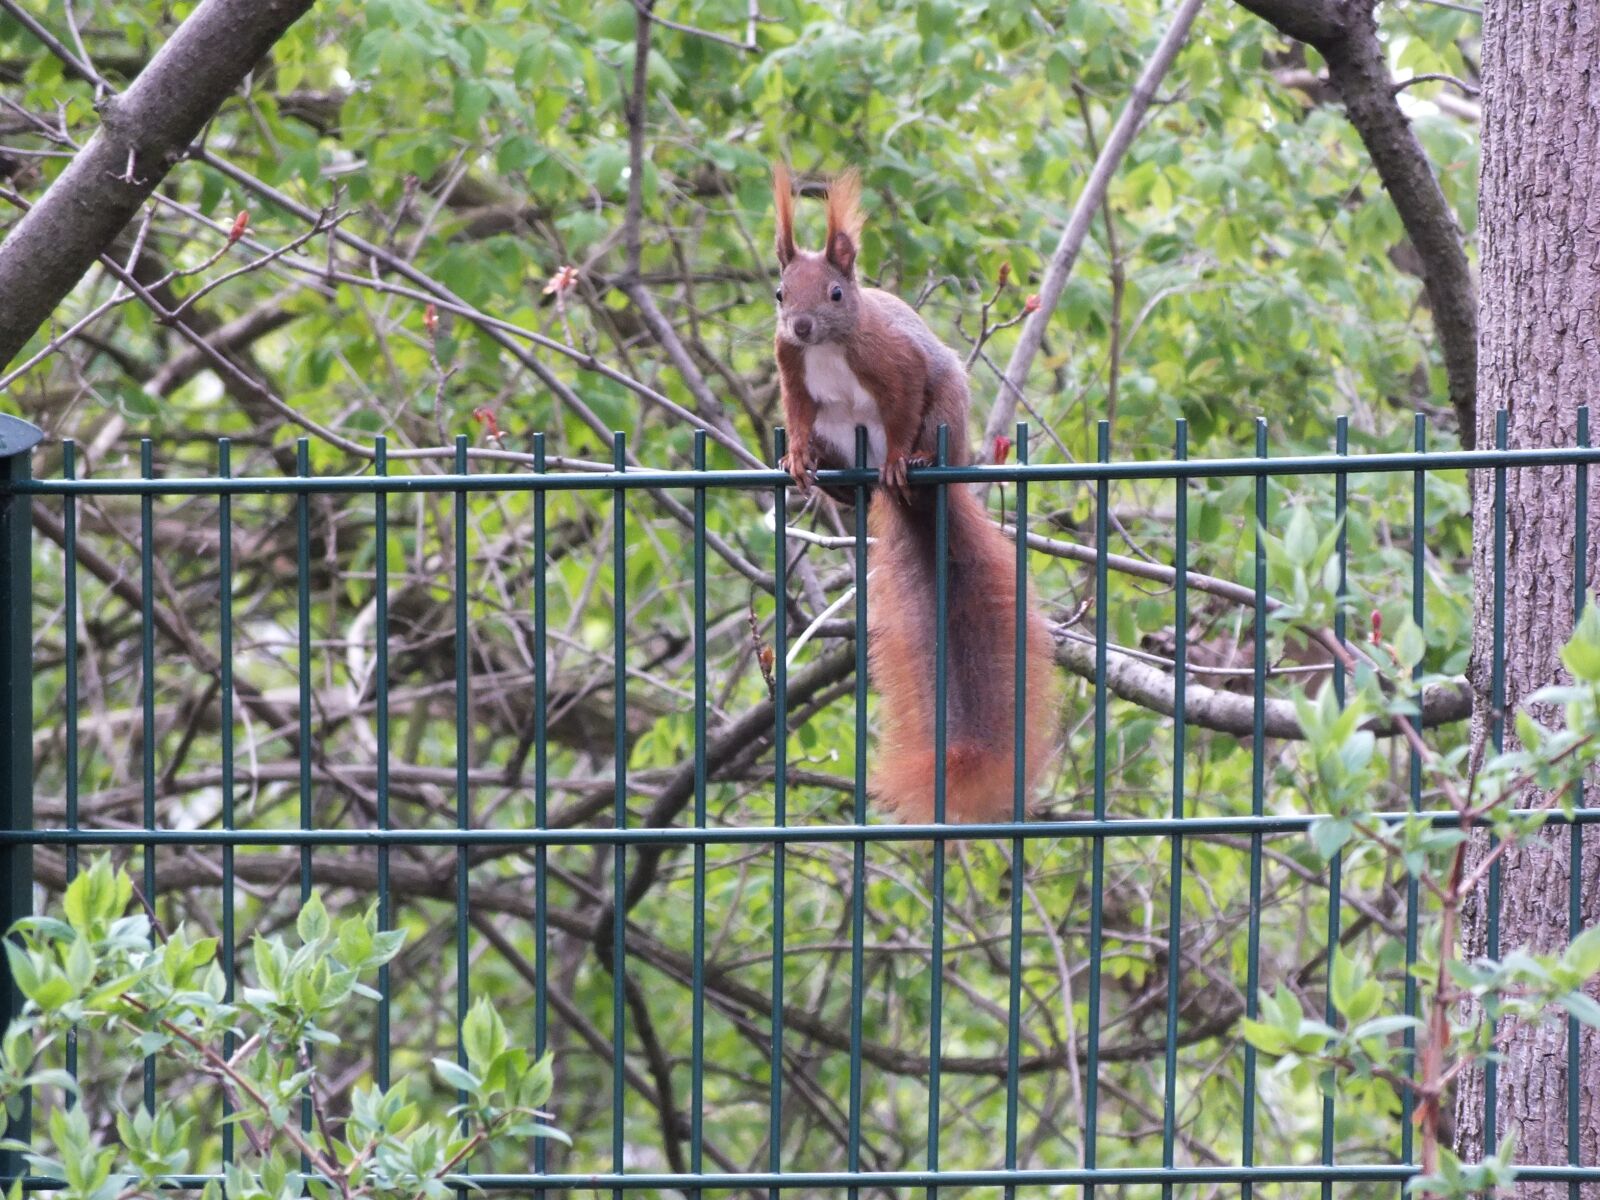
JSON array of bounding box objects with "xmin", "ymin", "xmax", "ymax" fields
[{"xmin": 792, "ymin": 315, "xmax": 814, "ymax": 341}]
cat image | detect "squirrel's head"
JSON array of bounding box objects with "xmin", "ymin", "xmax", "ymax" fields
[{"xmin": 772, "ymin": 163, "xmax": 863, "ymax": 348}]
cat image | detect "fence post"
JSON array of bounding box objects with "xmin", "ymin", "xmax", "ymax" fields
[{"xmin": 0, "ymin": 413, "xmax": 43, "ymax": 1181}]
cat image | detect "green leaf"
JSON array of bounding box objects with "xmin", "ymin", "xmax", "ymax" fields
[
  {"xmin": 1238, "ymin": 1017, "xmax": 1289, "ymax": 1057},
  {"xmin": 297, "ymin": 892, "xmax": 330, "ymax": 946},
  {"xmin": 1343, "ymin": 979, "xmax": 1383, "ymax": 1027},
  {"xmin": 584, "ymin": 143, "xmax": 629, "ymax": 197},
  {"xmin": 370, "ymin": 929, "xmax": 407, "ymax": 965},
  {"xmin": 1560, "ymin": 991, "xmax": 1600, "ymax": 1029},
  {"xmin": 1562, "ymin": 602, "xmax": 1600, "ymax": 681},
  {"xmin": 462, "ymin": 997, "xmax": 507, "ymax": 1073},
  {"xmin": 1330, "ymin": 953, "xmax": 1358, "ymax": 1015},
  {"xmin": 432, "ymin": 1057, "xmax": 481, "ymax": 1094},
  {"xmin": 452, "ymin": 77, "xmax": 492, "ymax": 129},
  {"xmin": 1561, "ymin": 635, "xmax": 1600, "ymax": 683},
  {"xmin": 1310, "ymin": 817, "xmax": 1353, "ymax": 859},
  {"xmin": 1392, "ymin": 617, "xmax": 1425, "ymax": 670},
  {"xmin": 1283, "ymin": 505, "xmax": 1317, "ymax": 567},
  {"xmin": 1567, "ymin": 923, "xmax": 1600, "ymax": 978},
  {"xmin": 61, "ymin": 869, "xmax": 94, "ymax": 933},
  {"xmin": 1349, "ymin": 1015, "xmax": 1421, "ymax": 1041},
  {"xmin": 23, "ymin": 1069, "xmax": 79, "ymax": 1096},
  {"xmin": 520, "ymin": 1050, "xmax": 555, "ymax": 1109},
  {"xmin": 63, "ymin": 935, "xmax": 94, "ymax": 993},
  {"xmin": 3, "ymin": 944, "xmax": 39, "ymax": 1006}
]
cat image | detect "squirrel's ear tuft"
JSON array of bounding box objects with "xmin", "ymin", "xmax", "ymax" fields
[
  {"xmin": 824, "ymin": 167, "xmax": 863, "ymax": 277},
  {"xmin": 827, "ymin": 229, "xmax": 857, "ymax": 277},
  {"xmin": 773, "ymin": 161, "xmax": 796, "ymax": 267}
]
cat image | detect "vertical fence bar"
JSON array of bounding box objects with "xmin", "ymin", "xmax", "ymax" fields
[
  {"xmin": 375, "ymin": 437, "xmax": 392, "ymax": 1094},
  {"xmin": 218, "ymin": 438, "xmax": 235, "ymax": 1164},
  {"xmin": 533, "ymin": 433, "xmax": 549, "ymax": 1192},
  {"xmin": 454, "ymin": 435, "xmax": 471, "ymax": 1136},
  {"xmin": 0, "ymin": 416, "xmax": 42, "ymax": 1183},
  {"xmin": 1333, "ymin": 416, "xmax": 1349, "ymax": 712},
  {"xmin": 62, "ymin": 442, "xmax": 77, "ymax": 893},
  {"xmin": 1570, "ymin": 406, "xmax": 1588, "ymax": 1200},
  {"xmin": 140, "ymin": 438, "xmax": 157, "ymax": 1114},
  {"xmin": 611, "ymin": 431, "xmax": 628, "ymax": 1197},
  {"xmin": 770, "ymin": 430, "xmax": 788, "ymax": 1197},
  {"xmin": 296, "ymin": 438, "xmax": 313, "ymax": 907},
  {"xmin": 1486, "ymin": 409, "xmax": 1507, "ymax": 1156},
  {"xmin": 1402, "ymin": 415, "xmax": 1425, "ymax": 1171},
  {"xmin": 846, "ymin": 426, "xmax": 868, "ymax": 1200},
  {"xmin": 1243, "ymin": 417, "xmax": 1267, "ymax": 1195},
  {"xmin": 62, "ymin": 440, "xmax": 78, "ymax": 1086},
  {"xmin": 1004, "ymin": 423, "xmax": 1030, "ymax": 1199},
  {"xmin": 1161, "ymin": 419, "xmax": 1188, "ymax": 1200},
  {"xmin": 1086, "ymin": 420, "xmax": 1110, "ymax": 1197},
  {"xmin": 295, "ymin": 437, "xmax": 313, "ymax": 1154},
  {"xmin": 1323, "ymin": 415, "xmax": 1348, "ymax": 1200},
  {"xmin": 690, "ymin": 431, "xmax": 707, "ymax": 1196},
  {"xmin": 928, "ymin": 424, "xmax": 949, "ymax": 1200}
]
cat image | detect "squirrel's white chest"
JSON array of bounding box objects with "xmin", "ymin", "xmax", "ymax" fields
[{"xmin": 803, "ymin": 344, "xmax": 886, "ymax": 467}]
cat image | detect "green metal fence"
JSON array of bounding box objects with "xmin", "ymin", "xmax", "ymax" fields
[{"xmin": 1, "ymin": 409, "xmax": 1597, "ymax": 1194}]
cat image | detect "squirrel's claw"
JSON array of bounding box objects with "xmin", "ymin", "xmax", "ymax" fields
[
  {"xmin": 880, "ymin": 453, "xmax": 932, "ymax": 502},
  {"xmin": 878, "ymin": 456, "xmax": 905, "ymax": 499},
  {"xmin": 781, "ymin": 449, "xmax": 818, "ymax": 493}
]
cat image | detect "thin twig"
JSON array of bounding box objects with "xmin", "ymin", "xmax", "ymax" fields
[
  {"xmin": 642, "ymin": 0, "xmax": 758, "ymax": 52},
  {"xmin": 1391, "ymin": 72, "xmax": 1481, "ymax": 98}
]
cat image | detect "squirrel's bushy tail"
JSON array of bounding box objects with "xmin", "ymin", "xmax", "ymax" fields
[{"xmin": 867, "ymin": 484, "xmax": 1059, "ymax": 822}]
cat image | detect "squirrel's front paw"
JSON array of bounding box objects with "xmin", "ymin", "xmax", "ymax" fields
[
  {"xmin": 879, "ymin": 453, "xmax": 932, "ymax": 502},
  {"xmin": 781, "ymin": 448, "xmax": 818, "ymax": 493}
]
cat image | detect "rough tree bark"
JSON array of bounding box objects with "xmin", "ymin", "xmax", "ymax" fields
[
  {"xmin": 1233, "ymin": 0, "xmax": 1479, "ymax": 444},
  {"xmin": 1455, "ymin": 1, "xmax": 1600, "ymax": 1187},
  {"xmin": 0, "ymin": 0, "xmax": 315, "ymax": 370}
]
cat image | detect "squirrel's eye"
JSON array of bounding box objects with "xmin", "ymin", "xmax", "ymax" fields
[
  {"xmin": 830, "ymin": 285, "xmax": 843, "ymax": 302},
  {"xmin": 774, "ymin": 286, "xmax": 783, "ymax": 303}
]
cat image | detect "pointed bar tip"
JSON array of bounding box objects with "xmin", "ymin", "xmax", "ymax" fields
[{"xmin": 0, "ymin": 414, "xmax": 45, "ymax": 459}]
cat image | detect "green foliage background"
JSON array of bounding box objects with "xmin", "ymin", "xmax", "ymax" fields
[{"xmin": 0, "ymin": 0, "xmax": 1493, "ymax": 1190}]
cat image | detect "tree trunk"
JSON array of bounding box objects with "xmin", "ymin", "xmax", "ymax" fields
[{"xmin": 1457, "ymin": 2, "xmax": 1600, "ymax": 1187}]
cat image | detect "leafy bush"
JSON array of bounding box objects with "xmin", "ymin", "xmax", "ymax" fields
[
  {"xmin": 1244, "ymin": 594, "xmax": 1600, "ymax": 1196},
  {"xmin": 1, "ymin": 861, "xmax": 565, "ymax": 1200}
]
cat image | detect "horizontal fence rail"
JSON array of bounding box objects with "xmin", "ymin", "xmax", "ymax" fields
[
  {"xmin": 11, "ymin": 443, "xmax": 1600, "ymax": 496},
  {"xmin": 4, "ymin": 808, "xmax": 1600, "ymax": 847},
  {"xmin": 1, "ymin": 409, "xmax": 1596, "ymax": 1195}
]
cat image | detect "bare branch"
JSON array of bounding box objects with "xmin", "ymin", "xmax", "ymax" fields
[
  {"xmin": 1236, "ymin": 0, "xmax": 1479, "ymax": 443},
  {"xmin": 644, "ymin": 1, "xmax": 759, "ymax": 52},
  {"xmin": 623, "ymin": 1, "xmax": 654, "ymax": 277},
  {"xmin": 0, "ymin": 0, "xmax": 315, "ymax": 368},
  {"xmin": 985, "ymin": 0, "xmax": 1205, "ymax": 454},
  {"xmin": 1053, "ymin": 635, "xmax": 1472, "ymax": 739},
  {"xmin": 1392, "ymin": 72, "xmax": 1481, "ymax": 98}
]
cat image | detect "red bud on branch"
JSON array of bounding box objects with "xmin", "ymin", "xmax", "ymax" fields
[
  {"xmin": 543, "ymin": 264, "xmax": 580, "ymax": 296},
  {"xmin": 472, "ymin": 406, "xmax": 502, "ymax": 441}
]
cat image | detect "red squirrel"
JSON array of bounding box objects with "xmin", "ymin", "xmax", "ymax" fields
[{"xmin": 771, "ymin": 163, "xmax": 1059, "ymax": 822}]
